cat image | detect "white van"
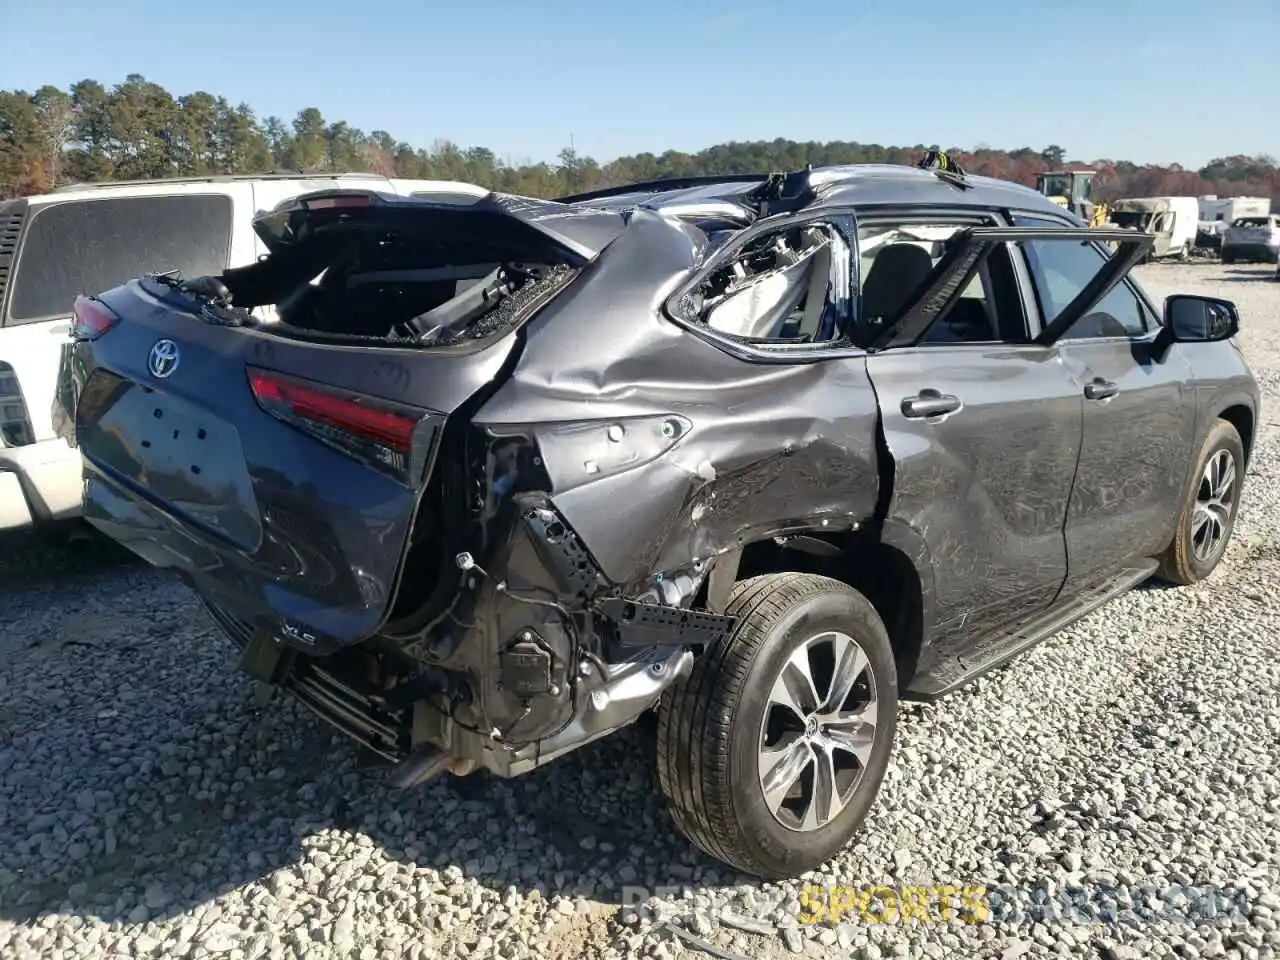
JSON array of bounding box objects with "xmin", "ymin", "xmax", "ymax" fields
[
  {"xmin": 0, "ymin": 173, "xmax": 486, "ymax": 531},
  {"xmin": 1107, "ymin": 196, "xmax": 1199, "ymax": 260}
]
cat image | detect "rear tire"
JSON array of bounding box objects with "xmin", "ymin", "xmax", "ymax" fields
[
  {"xmin": 656, "ymin": 573, "xmax": 898, "ymax": 880},
  {"xmin": 1156, "ymin": 419, "xmax": 1244, "ymax": 585},
  {"xmin": 1221, "ymin": 251, "xmax": 1235, "ymax": 265}
]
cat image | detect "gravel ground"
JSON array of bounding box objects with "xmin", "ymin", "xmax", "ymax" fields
[{"xmin": 2, "ymin": 261, "xmax": 1279, "ymax": 960}]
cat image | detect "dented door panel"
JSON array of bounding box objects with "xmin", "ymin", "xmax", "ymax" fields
[
  {"xmin": 864, "ymin": 344, "xmax": 1083, "ymax": 656},
  {"xmin": 1056, "ymin": 336, "xmax": 1196, "ymax": 595}
]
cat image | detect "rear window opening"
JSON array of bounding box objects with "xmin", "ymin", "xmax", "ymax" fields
[
  {"xmin": 268, "ymin": 258, "xmax": 574, "ymax": 345},
  {"xmin": 209, "ymin": 227, "xmax": 578, "ymax": 347}
]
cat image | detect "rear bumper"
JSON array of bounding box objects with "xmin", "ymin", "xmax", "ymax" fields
[
  {"xmin": 1222, "ymin": 242, "xmax": 1280, "ymax": 262},
  {"xmin": 203, "ymin": 600, "xmax": 409, "ymax": 760},
  {"xmin": 0, "ymin": 439, "xmax": 84, "ymax": 531}
]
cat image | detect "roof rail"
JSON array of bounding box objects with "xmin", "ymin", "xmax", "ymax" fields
[
  {"xmin": 51, "ymin": 171, "xmax": 388, "ymax": 193},
  {"xmin": 555, "ymin": 173, "xmax": 769, "ymax": 204}
]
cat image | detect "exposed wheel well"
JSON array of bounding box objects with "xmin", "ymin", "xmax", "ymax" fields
[
  {"xmin": 734, "ymin": 532, "xmax": 925, "ymax": 686},
  {"xmin": 1218, "ymin": 404, "xmax": 1254, "ymax": 467}
]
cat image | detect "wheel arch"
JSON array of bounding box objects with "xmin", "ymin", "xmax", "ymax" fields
[
  {"xmin": 719, "ymin": 520, "xmax": 936, "ymax": 688},
  {"xmin": 1216, "ymin": 402, "xmax": 1255, "ymax": 468}
]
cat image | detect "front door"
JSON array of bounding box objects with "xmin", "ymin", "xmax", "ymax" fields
[{"xmin": 1014, "ymin": 215, "xmax": 1197, "ymax": 595}]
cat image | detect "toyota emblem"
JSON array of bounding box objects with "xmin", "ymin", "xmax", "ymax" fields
[{"xmin": 148, "ymin": 339, "xmax": 180, "ymax": 379}]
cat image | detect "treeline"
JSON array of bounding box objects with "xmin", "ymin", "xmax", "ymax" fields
[{"xmin": 2, "ymin": 74, "xmax": 1278, "ymax": 203}]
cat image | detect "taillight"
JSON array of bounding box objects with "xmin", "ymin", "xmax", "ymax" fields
[
  {"xmin": 71, "ymin": 296, "xmax": 120, "ymax": 341},
  {"xmin": 247, "ymin": 366, "xmax": 432, "ymax": 482}
]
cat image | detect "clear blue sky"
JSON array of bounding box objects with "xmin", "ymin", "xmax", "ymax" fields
[{"xmin": 2, "ymin": 0, "xmax": 1275, "ymax": 169}]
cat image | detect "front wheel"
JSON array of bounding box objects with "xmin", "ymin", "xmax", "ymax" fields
[
  {"xmin": 656, "ymin": 573, "xmax": 898, "ymax": 880},
  {"xmin": 1156, "ymin": 419, "xmax": 1244, "ymax": 585}
]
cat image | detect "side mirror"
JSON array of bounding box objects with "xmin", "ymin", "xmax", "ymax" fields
[{"xmin": 1164, "ymin": 295, "xmax": 1239, "ymax": 343}]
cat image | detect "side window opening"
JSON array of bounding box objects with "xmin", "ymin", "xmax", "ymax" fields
[
  {"xmin": 8, "ymin": 194, "xmax": 234, "ymax": 325},
  {"xmin": 855, "ymin": 221, "xmax": 1029, "ymax": 347},
  {"xmin": 1012, "ymin": 213, "xmax": 1150, "ymax": 341},
  {"xmin": 685, "ymin": 221, "xmax": 850, "ymax": 344},
  {"xmin": 1015, "ymin": 239, "xmax": 1149, "ymax": 342}
]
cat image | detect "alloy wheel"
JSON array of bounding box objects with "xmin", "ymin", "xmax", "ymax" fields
[
  {"xmin": 757, "ymin": 630, "xmax": 878, "ymax": 832},
  {"xmin": 1192, "ymin": 448, "xmax": 1237, "ymax": 562}
]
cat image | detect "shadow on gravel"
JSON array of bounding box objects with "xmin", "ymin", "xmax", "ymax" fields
[
  {"xmin": 5, "ymin": 528, "xmax": 1266, "ymax": 935},
  {"xmin": 1219, "ymin": 267, "xmax": 1278, "ymax": 282},
  {"xmin": 0, "ymin": 600, "xmax": 743, "ymax": 929},
  {"xmin": 0, "ymin": 524, "xmax": 141, "ymax": 593}
]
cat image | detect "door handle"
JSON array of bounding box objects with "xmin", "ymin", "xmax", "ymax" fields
[
  {"xmin": 48, "ymin": 323, "xmax": 71, "ymax": 336},
  {"xmin": 1083, "ymin": 378, "xmax": 1119, "ymax": 401},
  {"xmin": 901, "ymin": 389, "xmax": 962, "ymax": 419}
]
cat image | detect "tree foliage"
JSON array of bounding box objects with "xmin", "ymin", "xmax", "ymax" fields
[{"xmin": 2, "ymin": 76, "xmax": 1278, "ymax": 202}]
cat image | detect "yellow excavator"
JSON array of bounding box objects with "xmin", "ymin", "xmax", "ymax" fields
[{"xmin": 1035, "ymin": 170, "xmax": 1111, "ymax": 228}]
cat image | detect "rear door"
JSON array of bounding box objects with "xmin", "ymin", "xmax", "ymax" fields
[
  {"xmin": 859, "ymin": 217, "xmax": 1152, "ymax": 660},
  {"xmin": 858, "ymin": 213, "xmax": 1084, "ymax": 653},
  {"xmin": 0, "ymin": 191, "xmax": 240, "ymax": 442},
  {"xmin": 1013, "ymin": 213, "xmax": 1197, "ymax": 595}
]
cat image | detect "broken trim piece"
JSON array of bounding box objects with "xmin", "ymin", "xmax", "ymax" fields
[
  {"xmin": 595, "ymin": 597, "xmax": 737, "ymax": 654},
  {"xmin": 915, "ymin": 150, "xmax": 972, "ymax": 190},
  {"xmin": 520, "ymin": 500, "xmax": 606, "ymax": 599}
]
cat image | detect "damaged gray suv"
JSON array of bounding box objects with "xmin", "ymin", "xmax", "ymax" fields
[{"xmin": 54, "ymin": 156, "xmax": 1259, "ymax": 879}]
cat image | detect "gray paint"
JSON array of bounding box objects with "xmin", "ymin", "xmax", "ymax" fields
[
  {"xmin": 475, "ymin": 165, "xmax": 1259, "ymax": 698},
  {"xmin": 60, "ymin": 162, "xmax": 1262, "ymax": 767}
]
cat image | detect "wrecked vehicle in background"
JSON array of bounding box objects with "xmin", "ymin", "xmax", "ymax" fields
[
  {"xmin": 1108, "ymin": 196, "xmax": 1199, "ymax": 260},
  {"xmin": 53, "ymin": 158, "xmax": 1259, "ymax": 880}
]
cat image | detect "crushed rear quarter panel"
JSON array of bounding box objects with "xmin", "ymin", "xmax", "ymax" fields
[{"xmin": 475, "ymin": 210, "xmax": 883, "ymax": 586}]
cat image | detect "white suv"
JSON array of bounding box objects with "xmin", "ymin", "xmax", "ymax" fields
[
  {"xmin": 0, "ymin": 173, "xmax": 484, "ymax": 531},
  {"xmin": 1220, "ymin": 214, "xmax": 1280, "ymax": 265}
]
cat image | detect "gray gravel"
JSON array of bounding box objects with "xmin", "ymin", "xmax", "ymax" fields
[{"xmin": 3, "ymin": 261, "xmax": 1279, "ymax": 960}]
